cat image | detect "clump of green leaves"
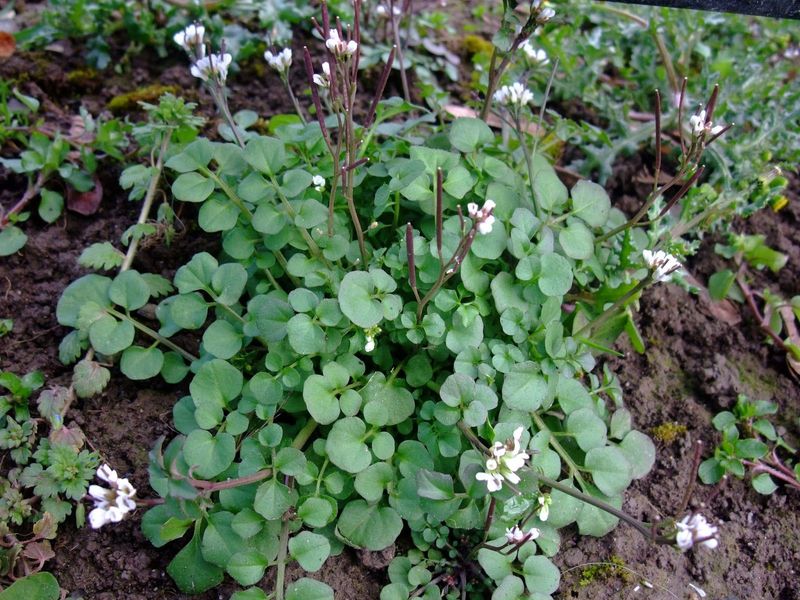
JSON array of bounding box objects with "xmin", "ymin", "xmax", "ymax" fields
[
  {"xmin": 50, "ymin": 2, "xmax": 742, "ymax": 598},
  {"xmin": 0, "ymin": 373, "xmax": 99, "ymax": 581},
  {"xmin": 0, "ymin": 105, "xmax": 129, "ymax": 257},
  {"xmin": 700, "ymin": 395, "xmax": 799, "ymax": 495}
]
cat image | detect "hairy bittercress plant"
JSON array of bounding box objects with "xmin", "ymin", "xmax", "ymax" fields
[{"xmin": 54, "ymin": 2, "xmax": 730, "ymax": 598}]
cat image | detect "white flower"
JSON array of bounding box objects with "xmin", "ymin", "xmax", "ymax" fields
[
  {"xmin": 191, "ymin": 52, "xmax": 232, "ymax": 84},
  {"xmin": 469, "ymin": 199, "xmax": 497, "ymax": 235},
  {"xmin": 642, "ymin": 249, "xmax": 682, "ymax": 282},
  {"xmin": 537, "ymin": 494, "xmax": 551, "ymax": 521},
  {"xmin": 174, "ymin": 23, "xmax": 205, "ymax": 54},
  {"xmin": 326, "ymin": 29, "xmax": 358, "ymax": 58},
  {"xmin": 264, "ymin": 48, "xmax": 292, "ymax": 74},
  {"xmin": 312, "ymin": 175, "xmax": 326, "ymax": 192},
  {"xmin": 520, "ymin": 41, "xmax": 549, "ymax": 65},
  {"xmin": 87, "ymin": 464, "xmax": 137, "ymax": 530},
  {"xmin": 675, "ymin": 514, "xmax": 719, "ymax": 551},
  {"xmin": 689, "ymin": 109, "xmax": 724, "ymax": 138},
  {"xmin": 364, "ymin": 335, "xmax": 376, "ymax": 352},
  {"xmin": 313, "ymin": 62, "xmax": 331, "ymax": 88},
  {"xmin": 476, "ymin": 426, "xmax": 530, "ymax": 492},
  {"xmin": 505, "ymin": 525, "xmax": 540, "ymax": 544},
  {"xmin": 540, "ymin": 7, "xmax": 555, "ymax": 21},
  {"xmin": 494, "ymin": 82, "xmax": 534, "ymax": 108}
]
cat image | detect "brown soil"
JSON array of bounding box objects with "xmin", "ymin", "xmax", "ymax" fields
[{"xmin": 2, "ymin": 12, "xmax": 800, "ymax": 600}]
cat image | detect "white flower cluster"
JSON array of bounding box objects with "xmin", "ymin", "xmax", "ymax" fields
[
  {"xmin": 468, "ymin": 199, "xmax": 496, "ymax": 235},
  {"xmin": 689, "ymin": 109, "xmax": 724, "ymax": 138},
  {"xmin": 493, "ymin": 82, "xmax": 534, "ymax": 108},
  {"xmin": 675, "ymin": 513, "xmax": 719, "ymax": 551},
  {"xmin": 520, "ymin": 40, "xmax": 549, "ymax": 65},
  {"xmin": 312, "ymin": 175, "xmax": 326, "ymax": 193},
  {"xmin": 642, "ymin": 249, "xmax": 682, "ymax": 282},
  {"xmin": 173, "ymin": 23, "xmax": 205, "ymax": 54},
  {"xmin": 326, "ymin": 29, "xmax": 358, "ymax": 59},
  {"xmin": 265, "ymin": 48, "xmax": 292, "ymax": 74},
  {"xmin": 476, "ymin": 426, "xmax": 530, "ymax": 492},
  {"xmin": 190, "ymin": 52, "xmax": 233, "ymax": 84},
  {"xmin": 533, "ymin": 0, "xmax": 556, "ymax": 21},
  {"xmin": 313, "ymin": 62, "xmax": 331, "ymax": 88},
  {"xmin": 88, "ymin": 464, "xmax": 137, "ymax": 529},
  {"xmin": 505, "ymin": 524, "xmax": 540, "ymax": 544}
]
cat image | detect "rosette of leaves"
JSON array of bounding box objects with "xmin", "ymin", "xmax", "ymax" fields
[{"xmin": 56, "ymin": 109, "xmax": 659, "ymax": 599}]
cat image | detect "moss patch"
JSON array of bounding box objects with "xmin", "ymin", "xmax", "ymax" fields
[
  {"xmin": 107, "ymin": 84, "xmax": 179, "ymax": 112},
  {"xmin": 650, "ymin": 421, "xmax": 688, "ymax": 443},
  {"xmin": 579, "ymin": 556, "xmax": 633, "ymax": 587}
]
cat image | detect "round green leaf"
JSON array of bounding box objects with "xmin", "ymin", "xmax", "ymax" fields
[
  {"xmin": 202, "ymin": 320, "xmax": 243, "ymax": 360},
  {"xmin": 289, "ymin": 531, "xmax": 331, "ymax": 572},
  {"xmin": 199, "ymin": 195, "xmax": 240, "ymax": 232},
  {"xmin": 56, "ymin": 274, "xmax": 111, "ymax": 327},
  {"xmin": 244, "ymin": 136, "xmax": 286, "ymax": 175},
  {"xmin": 170, "ymin": 293, "xmax": 209, "ymax": 330},
  {"xmin": 120, "ymin": 345, "xmax": 164, "ymax": 380},
  {"xmin": 339, "ymin": 271, "xmax": 383, "ymax": 328},
  {"xmin": 285, "ymin": 578, "xmax": 334, "ymax": 600},
  {"xmin": 538, "ymin": 253, "xmax": 573, "ymax": 297},
  {"xmin": 298, "ymin": 495, "xmax": 337, "ymax": 528},
  {"xmin": 618, "ymin": 430, "xmax": 656, "ymax": 479},
  {"xmin": 190, "ymin": 359, "xmax": 243, "ymax": 409},
  {"xmin": 326, "ymin": 417, "xmax": 372, "ymax": 473},
  {"xmin": 522, "ymin": 555, "xmax": 560, "ymax": 595},
  {"xmin": 584, "ymin": 446, "xmax": 633, "ymax": 496},
  {"xmin": 558, "ymin": 222, "xmax": 594, "ymax": 260},
  {"xmin": 372, "ymin": 432, "xmax": 395, "ymax": 460},
  {"xmin": 571, "ymin": 180, "xmax": 610, "ymax": 228},
  {"xmin": 183, "ymin": 430, "xmax": 236, "ymax": 478},
  {"xmin": 566, "ymin": 408, "xmax": 607, "ymax": 451},
  {"xmin": 0, "ymin": 225, "xmax": 27, "ymax": 257},
  {"xmin": 449, "ymin": 117, "xmax": 494, "ymax": 152},
  {"xmin": 502, "ymin": 362, "xmax": 547, "ymax": 412},
  {"xmin": 89, "ymin": 314, "xmax": 135, "ymax": 355},
  {"xmin": 336, "ymin": 500, "xmax": 403, "ymax": 551},
  {"xmin": 752, "ymin": 473, "xmax": 778, "ymax": 495},
  {"xmin": 227, "ymin": 550, "xmax": 267, "ymax": 586},
  {"xmin": 172, "ymin": 172, "xmax": 215, "ymax": 203},
  {"xmin": 254, "ymin": 478, "xmax": 297, "ymax": 520}
]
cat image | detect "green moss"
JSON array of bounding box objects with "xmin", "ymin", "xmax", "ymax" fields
[
  {"xmin": 650, "ymin": 422, "xmax": 688, "ymax": 444},
  {"xmin": 65, "ymin": 68, "xmax": 99, "ymax": 86},
  {"xmin": 578, "ymin": 556, "xmax": 633, "ymax": 587},
  {"xmin": 463, "ymin": 34, "xmax": 493, "ymax": 57},
  {"xmin": 107, "ymin": 84, "xmax": 179, "ymax": 112}
]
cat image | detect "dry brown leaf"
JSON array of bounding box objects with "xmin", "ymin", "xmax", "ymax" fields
[
  {"xmin": 67, "ymin": 178, "xmax": 104, "ymax": 216},
  {"xmin": 0, "ymin": 31, "xmax": 15, "ymax": 59}
]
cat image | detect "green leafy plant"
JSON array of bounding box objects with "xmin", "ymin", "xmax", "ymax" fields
[
  {"xmin": 0, "ymin": 373, "xmax": 99, "ymax": 582},
  {"xmin": 0, "ymin": 107, "xmax": 129, "ymax": 256},
  {"xmin": 709, "ymin": 233, "xmax": 800, "ymax": 375},
  {"xmin": 51, "ymin": 2, "xmax": 741, "ymax": 598},
  {"xmin": 700, "ymin": 395, "xmax": 799, "ymax": 495}
]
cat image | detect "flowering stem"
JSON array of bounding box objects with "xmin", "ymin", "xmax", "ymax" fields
[
  {"xmin": 121, "ymin": 131, "xmax": 172, "ymax": 271},
  {"xmin": 281, "ymin": 76, "xmax": 307, "ymax": 124},
  {"xmin": 211, "ymin": 87, "xmax": 246, "ymax": 149},
  {"xmin": 530, "ymin": 413, "xmax": 588, "ymax": 489}
]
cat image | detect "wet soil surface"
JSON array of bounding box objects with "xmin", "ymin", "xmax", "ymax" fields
[{"xmin": 2, "ymin": 11, "xmax": 800, "ymax": 600}]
